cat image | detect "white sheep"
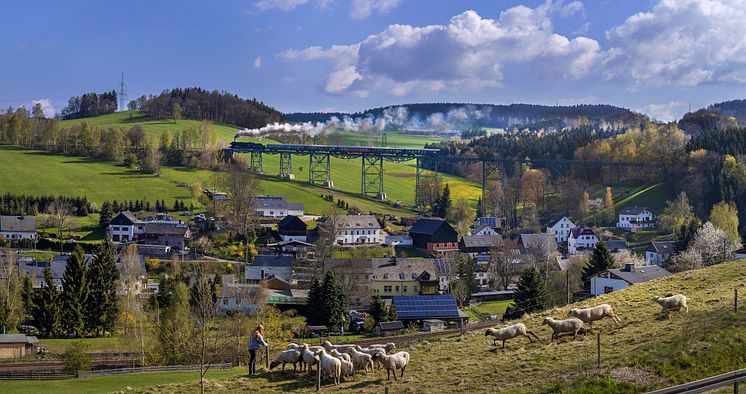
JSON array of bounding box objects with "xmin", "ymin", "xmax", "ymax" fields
[
  {"xmin": 269, "ymin": 349, "xmax": 302, "ymax": 371},
  {"xmin": 286, "ymin": 342, "xmax": 300, "ymax": 350},
  {"xmin": 652, "ymin": 294, "xmax": 689, "ymax": 315},
  {"xmin": 300, "ymin": 344, "xmax": 319, "ymax": 373},
  {"xmin": 367, "ymin": 342, "xmax": 396, "ymax": 353},
  {"xmin": 348, "ymin": 347, "xmax": 374, "ymax": 373},
  {"xmin": 355, "ymin": 346, "xmax": 384, "ymax": 370},
  {"xmin": 372, "ymin": 350, "xmax": 410, "ymax": 381},
  {"xmin": 338, "ymin": 357, "xmax": 355, "ymax": 380},
  {"xmin": 484, "ymin": 323, "xmax": 540, "ymax": 348},
  {"xmin": 541, "ymin": 317, "xmax": 586, "ymax": 342},
  {"xmin": 316, "ymin": 349, "xmax": 342, "ymax": 385},
  {"xmin": 321, "ymin": 341, "xmax": 358, "ymax": 353},
  {"xmin": 568, "ymin": 304, "xmax": 621, "ymax": 332},
  {"xmin": 329, "ymin": 349, "xmax": 352, "ymax": 363}
]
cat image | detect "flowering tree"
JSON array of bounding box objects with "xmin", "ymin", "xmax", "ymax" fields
[{"xmin": 669, "ymin": 221, "xmax": 739, "ymax": 271}]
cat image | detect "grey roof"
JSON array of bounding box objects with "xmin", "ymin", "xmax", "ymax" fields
[
  {"xmin": 336, "ymin": 214, "xmax": 381, "ymax": 229},
  {"xmin": 471, "ymin": 223, "xmax": 493, "ymax": 235},
  {"xmin": 520, "ymin": 234, "xmax": 558, "ymax": 251},
  {"xmin": 109, "ymin": 211, "xmax": 139, "ymax": 225},
  {"xmin": 142, "ymin": 222, "xmax": 190, "ymax": 236},
  {"xmin": 371, "ymin": 258, "xmax": 437, "ymax": 281},
  {"xmin": 604, "ymin": 240, "xmax": 628, "ymax": 251},
  {"xmin": 256, "ymin": 196, "xmax": 304, "ymax": 211},
  {"xmin": 247, "ymin": 255, "xmax": 294, "ymax": 282},
  {"xmin": 409, "ymin": 218, "xmax": 453, "ymax": 235},
  {"xmin": 0, "ymin": 215, "xmax": 36, "ymax": 232},
  {"xmin": 461, "ymin": 235, "xmax": 500, "ymax": 249},
  {"xmin": 0, "ymin": 334, "xmax": 38, "ymax": 344},
  {"xmin": 619, "ymin": 206, "xmax": 650, "ymax": 215},
  {"xmin": 220, "ymin": 284, "xmax": 261, "ymax": 299},
  {"xmin": 647, "ymin": 241, "xmax": 677, "ymax": 254},
  {"xmin": 607, "ymin": 265, "xmax": 672, "ymax": 284},
  {"xmin": 379, "ymin": 321, "xmax": 405, "ymax": 330}
]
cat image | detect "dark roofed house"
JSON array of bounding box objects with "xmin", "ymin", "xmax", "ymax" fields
[
  {"xmin": 0, "ymin": 215, "xmax": 37, "ymax": 240},
  {"xmin": 646, "ymin": 241, "xmax": 679, "ymax": 265},
  {"xmin": 409, "ymin": 218, "xmax": 458, "ymax": 252},
  {"xmin": 377, "ymin": 320, "xmax": 405, "ymax": 336},
  {"xmin": 246, "ymin": 255, "xmax": 295, "ymax": 290},
  {"xmin": 460, "ymin": 234, "xmax": 500, "ymax": 256},
  {"xmin": 604, "ymin": 239, "xmax": 628, "ymax": 253},
  {"xmin": 278, "ymin": 215, "xmax": 307, "ymax": 242},
  {"xmin": 590, "ymin": 263, "xmax": 671, "ymax": 295}
]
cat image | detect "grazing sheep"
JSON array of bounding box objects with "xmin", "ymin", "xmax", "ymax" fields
[
  {"xmin": 321, "ymin": 341, "xmax": 358, "ymax": 353},
  {"xmin": 316, "ymin": 349, "xmax": 342, "ymax": 385},
  {"xmin": 269, "ymin": 349, "xmax": 302, "ymax": 371},
  {"xmin": 338, "ymin": 357, "xmax": 355, "ymax": 380},
  {"xmin": 286, "ymin": 343, "xmax": 300, "ymax": 350},
  {"xmin": 367, "ymin": 342, "xmax": 396, "ymax": 353},
  {"xmin": 567, "ymin": 304, "xmax": 621, "ymax": 332},
  {"xmin": 348, "ymin": 347, "xmax": 374, "ymax": 373},
  {"xmin": 541, "ymin": 317, "xmax": 586, "ymax": 341},
  {"xmin": 652, "ymin": 294, "xmax": 689, "ymax": 315},
  {"xmin": 329, "ymin": 349, "xmax": 352, "ymax": 363},
  {"xmin": 300, "ymin": 344, "xmax": 319, "ymax": 373},
  {"xmin": 372, "ymin": 350, "xmax": 410, "ymax": 381},
  {"xmin": 484, "ymin": 323, "xmax": 540, "ymax": 348},
  {"xmin": 355, "ymin": 346, "xmax": 383, "ymax": 370}
]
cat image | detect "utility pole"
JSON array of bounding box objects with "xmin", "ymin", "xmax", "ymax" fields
[{"xmin": 118, "ymin": 72, "xmax": 127, "ymax": 111}]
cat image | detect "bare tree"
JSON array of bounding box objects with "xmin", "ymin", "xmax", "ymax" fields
[
  {"xmin": 118, "ymin": 244, "xmax": 146, "ymax": 364},
  {"xmin": 0, "ymin": 250, "xmax": 22, "ymax": 333},
  {"xmin": 217, "ymin": 162, "xmax": 261, "ymax": 264},
  {"xmin": 44, "ymin": 201, "xmax": 77, "ymax": 252},
  {"xmin": 490, "ymin": 238, "xmax": 519, "ymax": 291},
  {"xmin": 315, "ymin": 207, "xmax": 342, "ymax": 275}
]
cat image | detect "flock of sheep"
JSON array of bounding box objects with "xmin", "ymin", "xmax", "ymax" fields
[
  {"xmin": 269, "ymin": 340, "xmax": 409, "ymax": 385},
  {"xmin": 485, "ymin": 293, "xmax": 689, "ymax": 348}
]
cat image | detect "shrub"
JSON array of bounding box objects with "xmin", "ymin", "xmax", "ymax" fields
[{"xmin": 62, "ymin": 341, "xmax": 92, "ymax": 375}]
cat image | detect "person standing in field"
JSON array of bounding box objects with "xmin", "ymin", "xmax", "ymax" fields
[{"xmin": 248, "ymin": 324, "xmax": 268, "ymax": 375}]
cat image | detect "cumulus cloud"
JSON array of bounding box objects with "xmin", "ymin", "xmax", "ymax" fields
[
  {"xmin": 31, "ymin": 98, "xmax": 55, "ymax": 117},
  {"xmin": 603, "ymin": 0, "xmax": 746, "ymax": 86},
  {"xmin": 559, "ymin": 0, "xmax": 584, "ymax": 17},
  {"xmin": 638, "ymin": 101, "xmax": 688, "ymax": 122},
  {"xmin": 349, "ymin": 0, "xmax": 401, "ymax": 19},
  {"xmin": 255, "ymin": 0, "xmax": 309, "ymax": 12},
  {"xmin": 281, "ymin": 5, "xmax": 601, "ymax": 96},
  {"xmin": 254, "ymin": 56, "xmax": 263, "ymax": 69}
]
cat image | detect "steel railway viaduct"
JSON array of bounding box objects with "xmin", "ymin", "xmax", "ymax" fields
[{"xmin": 226, "ymin": 141, "xmax": 646, "ymax": 209}]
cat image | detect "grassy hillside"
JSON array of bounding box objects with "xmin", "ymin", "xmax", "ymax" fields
[{"xmin": 9, "ymin": 260, "xmax": 744, "ymax": 393}]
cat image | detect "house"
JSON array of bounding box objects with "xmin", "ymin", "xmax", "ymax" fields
[
  {"xmin": 255, "ymin": 196, "xmax": 304, "ymax": 217},
  {"xmin": 392, "ymin": 295, "xmax": 468, "ymax": 326},
  {"xmin": 384, "ymin": 235, "xmax": 413, "ymax": 247},
  {"xmin": 475, "ymin": 216, "xmax": 502, "ymax": 234},
  {"xmin": 474, "ymin": 264, "xmax": 491, "ymax": 289},
  {"xmin": 459, "ymin": 235, "xmax": 500, "ymax": 256},
  {"xmin": 277, "ymin": 215, "xmax": 307, "ymax": 242},
  {"xmin": 422, "ymin": 319, "xmax": 446, "ymax": 332},
  {"xmin": 0, "ymin": 215, "xmax": 37, "ymax": 240},
  {"xmin": 518, "ymin": 233, "xmax": 559, "ymax": 255},
  {"xmin": 245, "ymin": 255, "xmax": 294, "ymax": 290},
  {"xmin": 646, "ymin": 241, "xmax": 678, "ymax": 265},
  {"xmin": 471, "ymin": 223, "xmax": 498, "ymax": 236},
  {"xmin": 409, "ymin": 218, "xmax": 458, "ymax": 252},
  {"xmin": 567, "ymin": 226, "xmax": 599, "ymax": 254},
  {"xmin": 333, "ymin": 215, "xmax": 383, "ymax": 245},
  {"xmin": 0, "ymin": 334, "xmax": 38, "ymax": 358},
  {"xmin": 264, "ymin": 239, "xmax": 315, "ymax": 260},
  {"xmin": 108, "ymin": 212, "xmax": 191, "ymax": 249},
  {"xmin": 590, "ymin": 263, "xmax": 671, "ymax": 295},
  {"xmin": 370, "ymin": 257, "xmax": 440, "ymax": 297},
  {"xmin": 218, "ymin": 284, "xmax": 261, "ymax": 315},
  {"xmin": 548, "ymin": 216, "xmax": 576, "ymax": 244},
  {"xmin": 377, "ymin": 320, "xmax": 405, "ymax": 336},
  {"xmin": 604, "ymin": 239, "xmax": 628, "ymax": 254},
  {"xmin": 324, "ymin": 258, "xmax": 374, "ymax": 310},
  {"xmin": 617, "ymin": 206, "xmax": 655, "ymax": 231}
]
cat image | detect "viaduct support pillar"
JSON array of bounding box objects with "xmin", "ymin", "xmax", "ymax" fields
[
  {"xmin": 362, "ymin": 154, "xmax": 385, "ymax": 199},
  {"xmin": 309, "ymin": 152, "xmax": 333, "ymax": 188},
  {"xmin": 249, "ymin": 152, "xmax": 263, "ymax": 174},
  {"xmin": 279, "ymin": 152, "xmax": 294, "ymax": 179}
]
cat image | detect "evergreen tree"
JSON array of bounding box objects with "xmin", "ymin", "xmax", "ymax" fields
[
  {"xmin": 457, "ymin": 257, "xmax": 479, "ymax": 296},
  {"xmin": 476, "ymin": 197, "xmax": 484, "ymax": 218},
  {"xmin": 61, "ymin": 246, "xmax": 90, "ymax": 337},
  {"xmin": 503, "ymin": 267, "xmax": 546, "ymax": 320},
  {"xmin": 85, "ymin": 241, "xmax": 119, "ymax": 336},
  {"xmin": 581, "ymin": 242, "xmax": 616, "ymax": 291},
  {"xmin": 369, "ymin": 295, "xmax": 387, "ymax": 323},
  {"xmin": 21, "ymin": 274, "xmax": 34, "ymax": 325},
  {"xmin": 99, "ymin": 201, "xmax": 112, "ymax": 227},
  {"xmin": 304, "ymin": 278, "xmax": 322, "ymax": 326},
  {"xmin": 436, "ymin": 184, "xmax": 451, "ymax": 218},
  {"xmin": 210, "ymin": 274, "xmax": 223, "ymax": 303},
  {"xmin": 32, "ymin": 268, "xmax": 62, "ymax": 337},
  {"xmin": 387, "ymin": 304, "xmax": 397, "ymax": 321}
]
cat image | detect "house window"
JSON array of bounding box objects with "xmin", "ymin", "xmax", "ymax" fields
[
  {"xmin": 383, "ymin": 286, "xmax": 392, "ymax": 292},
  {"xmin": 223, "ymin": 299, "xmax": 228, "ymax": 305},
  {"xmin": 395, "ymin": 286, "xmax": 399, "ymax": 292},
  {"xmin": 403, "ymin": 286, "xmax": 408, "ymax": 293}
]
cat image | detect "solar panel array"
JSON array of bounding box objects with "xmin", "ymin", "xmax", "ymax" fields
[{"xmin": 393, "ymin": 295, "xmax": 460, "ymax": 319}]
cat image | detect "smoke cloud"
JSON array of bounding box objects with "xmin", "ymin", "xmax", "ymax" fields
[{"xmin": 234, "ymin": 105, "xmax": 493, "ymax": 139}]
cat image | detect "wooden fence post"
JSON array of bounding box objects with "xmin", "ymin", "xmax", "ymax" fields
[
  {"xmin": 735, "ymin": 288, "xmax": 739, "ymax": 313},
  {"xmin": 265, "ymin": 346, "xmax": 269, "ymax": 369},
  {"xmin": 597, "ymin": 333, "xmax": 601, "ymax": 369},
  {"xmin": 316, "ymin": 361, "xmax": 322, "ymax": 392}
]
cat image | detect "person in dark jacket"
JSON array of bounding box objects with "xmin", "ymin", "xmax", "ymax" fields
[{"xmin": 248, "ymin": 324, "xmax": 268, "ymax": 375}]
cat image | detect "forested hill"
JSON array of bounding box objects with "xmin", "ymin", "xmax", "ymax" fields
[
  {"xmin": 707, "ymin": 99, "xmax": 746, "ymax": 119},
  {"xmin": 131, "ymin": 87, "xmax": 285, "ymax": 129},
  {"xmin": 287, "ymin": 103, "xmax": 643, "ymax": 129}
]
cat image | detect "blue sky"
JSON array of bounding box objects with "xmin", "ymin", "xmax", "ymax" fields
[{"xmin": 2, "ymin": 0, "xmax": 746, "ymax": 121}]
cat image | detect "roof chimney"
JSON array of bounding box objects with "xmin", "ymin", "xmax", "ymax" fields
[
  {"xmin": 391, "ymin": 256, "xmax": 397, "ymax": 265},
  {"xmin": 623, "ymin": 263, "xmax": 635, "ymax": 272}
]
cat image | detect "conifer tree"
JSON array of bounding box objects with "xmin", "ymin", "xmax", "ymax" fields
[
  {"xmin": 387, "ymin": 304, "xmax": 397, "ymax": 321},
  {"xmin": 582, "ymin": 242, "xmax": 616, "ymax": 291},
  {"xmin": 32, "ymin": 268, "xmax": 62, "ymax": 337},
  {"xmin": 62, "ymin": 246, "xmax": 90, "ymax": 337},
  {"xmin": 304, "ymin": 278, "xmax": 322, "ymax": 326},
  {"xmin": 503, "ymin": 267, "xmax": 546, "ymax": 320},
  {"xmin": 86, "ymin": 241, "xmax": 119, "ymax": 336},
  {"xmin": 369, "ymin": 295, "xmax": 387, "ymax": 323},
  {"xmin": 436, "ymin": 184, "xmax": 452, "ymax": 218}
]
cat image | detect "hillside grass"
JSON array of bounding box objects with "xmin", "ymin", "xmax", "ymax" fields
[{"xmin": 12, "ymin": 260, "xmax": 744, "ymax": 393}]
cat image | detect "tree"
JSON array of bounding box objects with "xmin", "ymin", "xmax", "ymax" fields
[
  {"xmin": 86, "ymin": 241, "xmax": 119, "ymax": 336},
  {"xmin": 435, "ymin": 183, "xmax": 451, "ymax": 218},
  {"xmin": 670, "ymin": 221, "xmax": 737, "ymax": 271},
  {"xmin": 61, "ymin": 246, "xmax": 89, "ymax": 337},
  {"xmin": 581, "ymin": 242, "xmax": 616, "ymax": 291},
  {"xmin": 62, "ymin": 341, "xmax": 92, "ymax": 374},
  {"xmin": 160, "ymin": 129, "xmax": 173, "ymax": 150},
  {"xmin": 0, "ymin": 250, "xmax": 22, "ymax": 332},
  {"xmin": 99, "ymin": 201, "xmax": 113, "ymax": 228},
  {"xmin": 447, "ymin": 196, "xmax": 475, "ymax": 237},
  {"xmin": 304, "ymin": 278, "xmax": 322, "ymax": 326},
  {"xmin": 520, "ymin": 169, "xmax": 545, "ymax": 209},
  {"xmin": 172, "ymin": 102, "xmax": 182, "ymax": 124},
  {"xmin": 491, "ymin": 238, "xmax": 518, "ymax": 290},
  {"xmin": 603, "ymin": 186, "xmax": 615, "ymax": 224},
  {"xmin": 451, "ymin": 257, "xmax": 478, "ymax": 306},
  {"xmin": 158, "ymin": 282, "xmax": 191, "ymax": 365},
  {"xmin": 218, "ymin": 163, "xmax": 261, "ymax": 264},
  {"xmin": 387, "ymin": 304, "xmax": 397, "ymax": 321},
  {"xmin": 32, "ymin": 268, "xmax": 62, "ymax": 337},
  {"xmin": 118, "ymin": 244, "xmax": 144, "ymax": 336},
  {"xmin": 315, "ymin": 207, "xmax": 342, "ymax": 270},
  {"xmin": 44, "ymin": 200, "xmax": 77, "ymax": 252},
  {"xmin": 143, "ymin": 137, "xmax": 162, "ymax": 175},
  {"xmin": 127, "ymin": 124, "xmax": 146, "ymax": 147},
  {"xmin": 319, "ymin": 272, "xmax": 348, "ymax": 330},
  {"xmin": 709, "ymin": 201, "xmax": 740, "ymax": 248},
  {"xmin": 503, "ymin": 267, "xmax": 546, "ymax": 320},
  {"xmin": 658, "ymin": 192, "xmax": 696, "ymax": 233},
  {"xmin": 369, "ymin": 295, "xmax": 387, "ymax": 324}
]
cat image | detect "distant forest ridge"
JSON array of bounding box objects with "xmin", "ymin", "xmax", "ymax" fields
[{"xmin": 287, "ymin": 103, "xmax": 644, "ymax": 129}]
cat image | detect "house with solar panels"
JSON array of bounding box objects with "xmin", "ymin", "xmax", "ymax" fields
[{"xmin": 392, "ymin": 294, "xmax": 468, "ymax": 327}]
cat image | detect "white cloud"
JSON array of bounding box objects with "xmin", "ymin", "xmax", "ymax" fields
[
  {"xmin": 281, "ymin": 5, "xmax": 600, "ymax": 96},
  {"xmin": 638, "ymin": 101, "xmax": 688, "ymax": 122},
  {"xmin": 349, "ymin": 0, "xmax": 401, "ymax": 20},
  {"xmin": 559, "ymin": 1, "xmax": 584, "ymax": 17},
  {"xmin": 603, "ymin": 0, "xmax": 746, "ymax": 86},
  {"xmin": 255, "ymin": 0, "xmax": 309, "ymax": 12},
  {"xmin": 254, "ymin": 56, "xmax": 263, "ymax": 69},
  {"xmin": 31, "ymin": 98, "xmax": 55, "ymax": 117}
]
